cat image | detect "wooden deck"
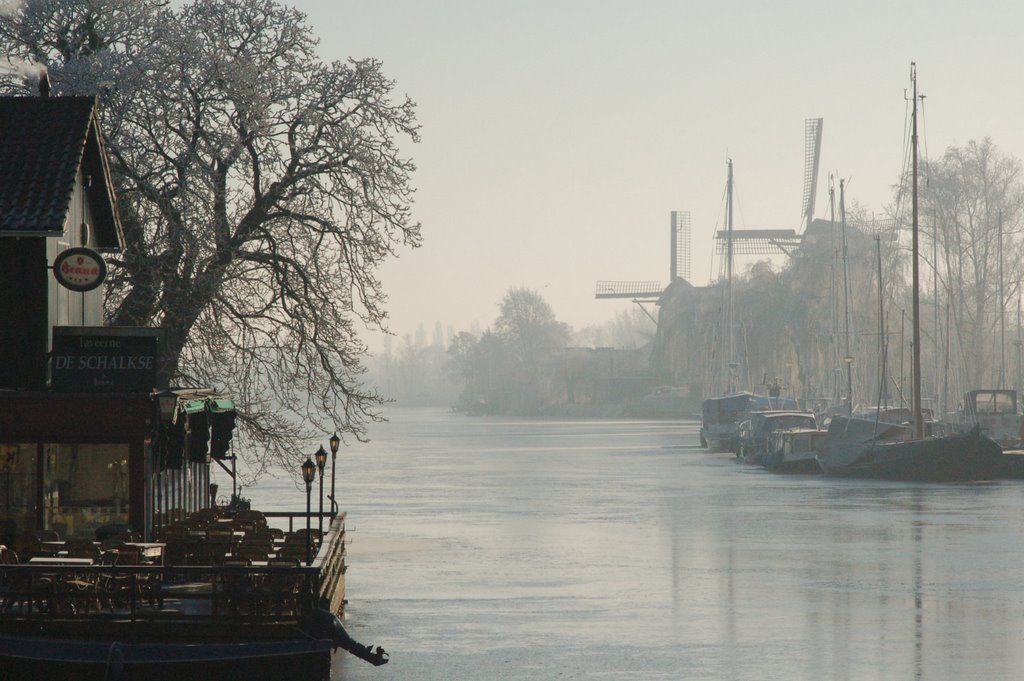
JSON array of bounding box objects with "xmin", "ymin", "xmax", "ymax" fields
[{"xmin": 0, "ymin": 514, "xmax": 347, "ymax": 632}]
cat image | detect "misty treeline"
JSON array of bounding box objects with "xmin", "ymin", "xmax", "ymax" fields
[
  {"xmin": 365, "ymin": 288, "xmax": 656, "ymax": 414},
  {"xmin": 0, "ymin": 0, "xmax": 420, "ymax": 476},
  {"xmin": 655, "ymin": 138, "xmax": 1024, "ymax": 416}
]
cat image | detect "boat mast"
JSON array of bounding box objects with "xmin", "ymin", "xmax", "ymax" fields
[
  {"xmin": 726, "ymin": 158, "xmax": 736, "ymax": 392},
  {"xmin": 999, "ymin": 210, "xmax": 1006, "ymax": 387},
  {"xmin": 876, "ymin": 235, "xmax": 885, "ymax": 408},
  {"xmin": 910, "ymin": 62, "xmax": 924, "ymax": 438},
  {"xmin": 840, "ymin": 179, "xmax": 853, "ymax": 414},
  {"xmin": 933, "ymin": 207, "xmax": 940, "ymax": 411},
  {"xmin": 1017, "ymin": 295, "xmax": 1022, "ymax": 397},
  {"xmin": 829, "ymin": 178, "xmax": 840, "ymax": 407}
]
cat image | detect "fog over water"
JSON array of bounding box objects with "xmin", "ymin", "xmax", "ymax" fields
[{"xmin": 237, "ymin": 409, "xmax": 1024, "ymax": 680}]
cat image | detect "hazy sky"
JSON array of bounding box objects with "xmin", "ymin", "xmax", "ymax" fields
[{"xmin": 290, "ymin": 1, "xmax": 1024, "ymax": 348}]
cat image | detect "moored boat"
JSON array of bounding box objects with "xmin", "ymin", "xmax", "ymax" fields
[
  {"xmin": 762, "ymin": 427, "xmax": 827, "ymax": 474},
  {"xmin": 0, "ymin": 632, "xmax": 333, "ymax": 681},
  {"xmin": 951, "ymin": 389, "xmax": 1023, "ymax": 448},
  {"xmin": 700, "ymin": 392, "xmax": 798, "ymax": 451},
  {"xmin": 735, "ymin": 410, "xmax": 817, "ymax": 465},
  {"xmin": 0, "ymin": 511, "xmax": 387, "ymax": 680},
  {"xmin": 816, "ymin": 418, "xmax": 1005, "ymax": 482},
  {"xmin": 0, "ymin": 92, "xmax": 386, "ymax": 679}
]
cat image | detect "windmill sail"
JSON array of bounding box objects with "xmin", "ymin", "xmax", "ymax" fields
[{"xmin": 802, "ymin": 118, "xmax": 823, "ymax": 231}]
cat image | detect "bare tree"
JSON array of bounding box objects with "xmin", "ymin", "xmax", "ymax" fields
[
  {"xmin": 920, "ymin": 139, "xmax": 1024, "ymax": 391},
  {"xmin": 1, "ymin": 0, "xmax": 421, "ymax": 473}
]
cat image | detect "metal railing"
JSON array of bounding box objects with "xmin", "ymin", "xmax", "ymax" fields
[{"xmin": 0, "ymin": 563, "xmax": 321, "ymax": 624}]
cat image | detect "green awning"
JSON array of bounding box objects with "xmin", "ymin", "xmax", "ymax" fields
[{"xmin": 208, "ymin": 399, "xmax": 235, "ymax": 414}]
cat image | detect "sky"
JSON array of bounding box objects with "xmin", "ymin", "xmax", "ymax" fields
[{"xmin": 287, "ymin": 0, "xmax": 1024, "ymax": 350}]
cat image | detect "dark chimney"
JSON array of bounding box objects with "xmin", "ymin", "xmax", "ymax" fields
[{"xmin": 38, "ymin": 71, "xmax": 50, "ymax": 98}]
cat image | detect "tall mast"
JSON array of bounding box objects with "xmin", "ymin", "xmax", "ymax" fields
[
  {"xmin": 999, "ymin": 211, "xmax": 1006, "ymax": 387},
  {"xmin": 876, "ymin": 235, "xmax": 885, "ymax": 407},
  {"xmin": 840, "ymin": 179, "xmax": 853, "ymax": 413},
  {"xmin": 910, "ymin": 62, "xmax": 924, "ymax": 439},
  {"xmin": 726, "ymin": 158, "xmax": 736, "ymax": 392},
  {"xmin": 933, "ymin": 207, "xmax": 940, "ymax": 410},
  {"xmin": 829, "ymin": 178, "xmax": 839, "ymax": 406},
  {"xmin": 1017, "ymin": 294, "xmax": 1022, "ymax": 397}
]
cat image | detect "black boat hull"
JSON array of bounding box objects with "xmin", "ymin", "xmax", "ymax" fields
[
  {"xmin": 817, "ymin": 431, "xmax": 1005, "ymax": 482},
  {"xmin": 0, "ymin": 633, "xmax": 333, "ymax": 681}
]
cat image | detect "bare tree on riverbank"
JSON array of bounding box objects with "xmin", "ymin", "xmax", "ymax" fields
[{"xmin": 0, "ymin": 0, "xmax": 421, "ymax": 472}]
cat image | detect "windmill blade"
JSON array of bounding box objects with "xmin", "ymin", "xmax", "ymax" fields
[
  {"xmin": 802, "ymin": 118, "xmax": 823, "ymax": 231},
  {"xmin": 670, "ymin": 210, "xmax": 691, "ymax": 282}
]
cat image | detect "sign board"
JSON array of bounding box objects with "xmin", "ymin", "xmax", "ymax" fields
[
  {"xmin": 50, "ymin": 327, "xmax": 159, "ymax": 393},
  {"xmin": 52, "ymin": 247, "xmax": 107, "ymax": 292}
]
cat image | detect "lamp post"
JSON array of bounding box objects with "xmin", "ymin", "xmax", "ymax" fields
[
  {"xmin": 153, "ymin": 390, "xmax": 177, "ymax": 531},
  {"xmin": 154, "ymin": 390, "xmax": 178, "ymax": 424},
  {"xmin": 328, "ymin": 433, "xmax": 340, "ymax": 517},
  {"xmin": 315, "ymin": 446, "xmax": 327, "ymax": 537},
  {"xmin": 301, "ymin": 457, "xmax": 316, "ymax": 565}
]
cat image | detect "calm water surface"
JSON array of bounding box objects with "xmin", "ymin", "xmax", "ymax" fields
[{"xmin": 232, "ymin": 408, "xmax": 1024, "ymax": 680}]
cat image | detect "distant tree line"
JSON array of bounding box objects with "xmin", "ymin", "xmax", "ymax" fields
[{"xmin": 365, "ymin": 288, "xmax": 656, "ymax": 414}]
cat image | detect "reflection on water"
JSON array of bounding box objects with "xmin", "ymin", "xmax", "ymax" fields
[{"xmin": 234, "ymin": 408, "xmax": 1024, "ymax": 680}]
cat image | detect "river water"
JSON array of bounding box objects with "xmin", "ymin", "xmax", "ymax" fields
[{"xmin": 233, "ymin": 408, "xmax": 1024, "ymax": 680}]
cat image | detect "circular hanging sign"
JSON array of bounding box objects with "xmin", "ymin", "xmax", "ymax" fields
[{"xmin": 53, "ymin": 247, "xmax": 107, "ymax": 292}]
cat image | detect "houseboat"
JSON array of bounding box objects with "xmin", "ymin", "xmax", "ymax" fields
[{"xmin": 0, "ymin": 89, "xmax": 384, "ymax": 678}]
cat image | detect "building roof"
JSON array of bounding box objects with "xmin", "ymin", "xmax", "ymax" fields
[{"xmin": 0, "ymin": 95, "xmax": 124, "ymax": 249}]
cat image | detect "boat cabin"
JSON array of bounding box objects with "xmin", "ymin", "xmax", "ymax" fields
[
  {"xmin": 955, "ymin": 389, "xmax": 1022, "ymax": 448},
  {"xmin": 735, "ymin": 410, "xmax": 817, "ymax": 463},
  {"xmin": 700, "ymin": 391, "xmax": 799, "ymax": 451}
]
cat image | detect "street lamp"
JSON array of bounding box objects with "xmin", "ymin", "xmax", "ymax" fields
[
  {"xmin": 154, "ymin": 390, "xmax": 178, "ymax": 423},
  {"xmin": 301, "ymin": 457, "xmax": 316, "ymax": 565},
  {"xmin": 152, "ymin": 390, "xmax": 177, "ymax": 532},
  {"xmin": 328, "ymin": 433, "xmax": 340, "ymax": 517},
  {"xmin": 315, "ymin": 446, "xmax": 328, "ymax": 537}
]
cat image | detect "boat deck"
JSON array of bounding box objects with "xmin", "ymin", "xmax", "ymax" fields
[{"xmin": 0, "ymin": 513, "xmax": 347, "ymax": 637}]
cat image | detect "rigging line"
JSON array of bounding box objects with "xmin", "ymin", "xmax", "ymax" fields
[
  {"xmin": 709, "ymin": 168, "xmax": 729, "ymax": 282},
  {"xmin": 919, "ymin": 96, "xmax": 930, "ymax": 171},
  {"xmin": 894, "ymin": 97, "xmax": 912, "ymax": 222},
  {"xmin": 732, "ymin": 175, "xmax": 747, "ymax": 231},
  {"xmin": 896, "ymin": 95, "xmax": 920, "ymax": 254}
]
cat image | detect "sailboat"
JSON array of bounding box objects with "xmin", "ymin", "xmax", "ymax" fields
[
  {"xmin": 816, "ymin": 63, "xmax": 1005, "ymax": 482},
  {"xmin": 699, "ymin": 160, "xmax": 797, "ymax": 451}
]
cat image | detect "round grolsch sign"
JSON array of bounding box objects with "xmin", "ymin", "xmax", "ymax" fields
[{"xmin": 53, "ymin": 247, "xmax": 107, "ymax": 292}]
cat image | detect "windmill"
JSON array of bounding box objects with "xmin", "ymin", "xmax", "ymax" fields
[
  {"xmin": 713, "ymin": 118, "xmax": 823, "ymax": 268},
  {"xmin": 594, "ymin": 210, "xmax": 691, "ymax": 323},
  {"xmin": 708, "ymin": 119, "xmax": 822, "ymax": 394},
  {"xmin": 596, "ymin": 118, "xmax": 824, "ymax": 324}
]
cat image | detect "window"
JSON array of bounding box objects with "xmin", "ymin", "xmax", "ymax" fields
[
  {"xmin": 43, "ymin": 443, "xmax": 129, "ymax": 540},
  {"xmin": 0, "ymin": 444, "xmax": 36, "ymax": 548}
]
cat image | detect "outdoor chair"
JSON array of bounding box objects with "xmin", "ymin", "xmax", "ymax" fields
[
  {"xmin": 193, "ymin": 536, "xmax": 233, "ymax": 567},
  {"xmin": 64, "ymin": 541, "xmax": 102, "ymax": 562},
  {"xmin": 233, "ymin": 543, "xmax": 273, "ymax": 563},
  {"xmin": 215, "ymin": 559, "xmax": 253, "ymax": 615},
  {"xmin": 256, "ymin": 558, "xmax": 304, "ymax": 616},
  {"xmin": 0, "ymin": 546, "xmax": 32, "ymax": 612}
]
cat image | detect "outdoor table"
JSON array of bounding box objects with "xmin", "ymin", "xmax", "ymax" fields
[
  {"xmin": 189, "ymin": 531, "xmax": 245, "ymax": 539},
  {"xmin": 28, "ymin": 557, "xmax": 94, "ymax": 566},
  {"xmin": 124, "ymin": 542, "xmax": 166, "ymax": 562}
]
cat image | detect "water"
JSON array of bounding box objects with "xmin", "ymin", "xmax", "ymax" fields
[{"xmin": 230, "ymin": 408, "xmax": 1024, "ymax": 680}]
